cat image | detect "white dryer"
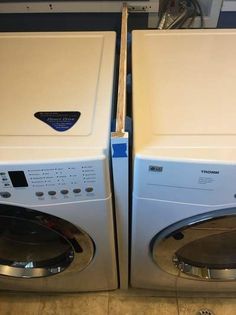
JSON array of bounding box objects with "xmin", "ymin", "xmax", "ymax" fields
[
  {"xmin": 0, "ymin": 31, "xmax": 117, "ymax": 292},
  {"xmin": 131, "ymin": 29, "xmax": 236, "ymax": 292}
]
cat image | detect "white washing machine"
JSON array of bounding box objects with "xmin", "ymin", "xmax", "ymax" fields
[
  {"xmin": 131, "ymin": 29, "xmax": 236, "ymax": 293},
  {"xmin": 0, "ymin": 31, "xmax": 117, "ymax": 292}
]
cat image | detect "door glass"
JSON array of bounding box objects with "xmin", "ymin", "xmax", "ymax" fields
[
  {"xmin": 152, "ymin": 214, "xmax": 236, "ymax": 280},
  {"xmin": 0, "ymin": 216, "xmax": 73, "ymax": 267},
  {"xmin": 176, "ymin": 231, "xmax": 236, "ymax": 269},
  {"xmin": 0, "ymin": 214, "xmax": 75, "ymax": 278}
]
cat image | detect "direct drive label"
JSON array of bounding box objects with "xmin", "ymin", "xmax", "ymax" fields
[{"xmin": 34, "ymin": 111, "xmax": 81, "ymax": 132}]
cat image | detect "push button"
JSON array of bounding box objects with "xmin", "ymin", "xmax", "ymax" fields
[
  {"xmin": 0, "ymin": 192, "xmax": 11, "ymax": 198},
  {"xmin": 85, "ymin": 187, "xmax": 93, "ymax": 193},
  {"xmin": 60, "ymin": 189, "xmax": 69, "ymax": 195},
  {"xmin": 73, "ymin": 188, "xmax": 81, "ymax": 194},
  {"xmin": 35, "ymin": 192, "xmax": 44, "ymax": 197},
  {"xmin": 48, "ymin": 191, "xmax": 56, "ymax": 196}
]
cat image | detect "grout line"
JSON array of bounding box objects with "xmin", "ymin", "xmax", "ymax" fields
[
  {"xmin": 107, "ymin": 292, "xmax": 110, "ymax": 315},
  {"xmin": 36, "ymin": 295, "xmax": 42, "ymax": 315},
  {"xmin": 176, "ymin": 295, "xmax": 180, "ymax": 315},
  {"xmin": 175, "ymin": 276, "xmax": 180, "ymax": 315}
]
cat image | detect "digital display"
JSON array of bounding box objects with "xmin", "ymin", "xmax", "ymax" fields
[{"xmin": 8, "ymin": 171, "xmax": 28, "ymax": 188}]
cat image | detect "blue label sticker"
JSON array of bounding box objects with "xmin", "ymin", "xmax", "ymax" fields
[
  {"xmin": 34, "ymin": 111, "xmax": 81, "ymax": 132},
  {"xmin": 112, "ymin": 143, "xmax": 127, "ymax": 158}
]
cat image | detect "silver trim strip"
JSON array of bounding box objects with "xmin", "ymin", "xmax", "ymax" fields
[
  {"xmin": 221, "ymin": 1, "xmax": 236, "ymax": 12},
  {"xmin": 0, "ymin": 1, "xmax": 159, "ymax": 14}
]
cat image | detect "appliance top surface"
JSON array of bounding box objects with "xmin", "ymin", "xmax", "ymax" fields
[
  {"xmin": 0, "ymin": 32, "xmax": 115, "ymax": 154},
  {"xmin": 132, "ymin": 29, "xmax": 236, "ymax": 159}
]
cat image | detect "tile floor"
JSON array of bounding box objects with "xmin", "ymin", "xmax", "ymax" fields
[{"xmin": 0, "ymin": 290, "xmax": 236, "ymax": 315}]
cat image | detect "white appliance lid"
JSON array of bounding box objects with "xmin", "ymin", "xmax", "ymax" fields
[
  {"xmin": 132, "ymin": 30, "xmax": 236, "ymax": 136},
  {"xmin": 0, "ymin": 32, "xmax": 108, "ymax": 136}
]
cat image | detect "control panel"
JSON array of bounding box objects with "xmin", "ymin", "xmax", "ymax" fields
[
  {"xmin": 0, "ymin": 160, "xmax": 109, "ymax": 204},
  {"xmin": 134, "ymin": 158, "xmax": 236, "ymax": 206}
]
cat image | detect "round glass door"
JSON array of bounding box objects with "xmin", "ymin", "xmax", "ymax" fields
[
  {"xmin": 151, "ymin": 212, "xmax": 236, "ymax": 281},
  {"xmin": 0, "ymin": 204, "xmax": 94, "ymax": 278}
]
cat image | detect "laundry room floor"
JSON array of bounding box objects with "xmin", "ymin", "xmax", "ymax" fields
[{"xmin": 1, "ymin": 290, "xmax": 236, "ymax": 315}]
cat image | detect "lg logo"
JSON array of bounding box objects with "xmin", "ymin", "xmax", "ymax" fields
[{"xmin": 149, "ymin": 165, "xmax": 163, "ymax": 172}]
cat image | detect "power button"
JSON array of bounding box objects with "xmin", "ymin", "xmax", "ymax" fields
[{"xmin": 0, "ymin": 192, "xmax": 11, "ymax": 198}]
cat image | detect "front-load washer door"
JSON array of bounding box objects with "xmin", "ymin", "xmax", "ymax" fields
[
  {"xmin": 0, "ymin": 204, "xmax": 94, "ymax": 278},
  {"xmin": 151, "ymin": 209, "xmax": 236, "ymax": 281}
]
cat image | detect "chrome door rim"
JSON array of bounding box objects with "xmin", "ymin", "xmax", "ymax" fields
[
  {"xmin": 172, "ymin": 254, "xmax": 236, "ymax": 281},
  {"xmin": 151, "ymin": 209, "xmax": 236, "ymax": 281},
  {"xmin": 0, "ymin": 204, "xmax": 94, "ymax": 278}
]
